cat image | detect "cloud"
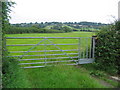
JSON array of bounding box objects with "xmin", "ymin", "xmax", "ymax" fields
[{"xmin": 9, "ymin": 0, "xmax": 119, "ymax": 24}]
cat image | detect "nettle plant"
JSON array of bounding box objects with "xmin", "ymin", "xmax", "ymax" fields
[{"xmin": 95, "ymin": 21, "xmax": 120, "ymax": 75}]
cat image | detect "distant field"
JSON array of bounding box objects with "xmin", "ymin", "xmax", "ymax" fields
[{"xmin": 6, "ymin": 31, "xmax": 95, "ymax": 37}]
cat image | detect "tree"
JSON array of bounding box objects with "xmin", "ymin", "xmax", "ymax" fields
[
  {"xmin": 2, "ymin": 1, "xmax": 15, "ymax": 56},
  {"xmin": 62, "ymin": 26, "xmax": 72, "ymax": 32}
]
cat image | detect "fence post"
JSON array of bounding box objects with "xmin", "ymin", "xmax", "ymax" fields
[
  {"xmin": 86, "ymin": 38, "xmax": 88, "ymax": 58},
  {"xmin": 91, "ymin": 36, "xmax": 97, "ymax": 58},
  {"xmin": 78, "ymin": 38, "xmax": 81, "ymax": 60}
]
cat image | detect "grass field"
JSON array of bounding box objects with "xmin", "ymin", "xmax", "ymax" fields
[
  {"xmin": 5, "ymin": 32, "xmax": 111, "ymax": 88},
  {"xmin": 6, "ymin": 31, "xmax": 95, "ymax": 37}
]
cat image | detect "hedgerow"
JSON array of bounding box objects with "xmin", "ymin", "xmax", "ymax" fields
[
  {"xmin": 2, "ymin": 1, "xmax": 31, "ymax": 88},
  {"xmin": 6, "ymin": 26, "xmax": 65, "ymax": 34},
  {"xmin": 95, "ymin": 21, "xmax": 120, "ymax": 75}
]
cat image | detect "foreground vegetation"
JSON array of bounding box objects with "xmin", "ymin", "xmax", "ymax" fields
[
  {"xmin": 2, "ymin": 57, "xmax": 31, "ymax": 88},
  {"xmin": 24, "ymin": 65, "xmax": 107, "ymax": 88}
]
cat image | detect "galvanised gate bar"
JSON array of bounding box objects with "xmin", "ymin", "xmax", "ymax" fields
[{"xmin": 6, "ymin": 37, "xmax": 95, "ymax": 68}]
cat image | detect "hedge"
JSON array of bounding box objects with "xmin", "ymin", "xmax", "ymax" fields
[
  {"xmin": 95, "ymin": 21, "xmax": 120, "ymax": 75},
  {"xmin": 6, "ymin": 26, "xmax": 65, "ymax": 34}
]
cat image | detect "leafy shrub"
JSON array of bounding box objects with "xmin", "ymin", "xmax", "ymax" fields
[{"xmin": 95, "ymin": 21, "xmax": 120, "ymax": 75}]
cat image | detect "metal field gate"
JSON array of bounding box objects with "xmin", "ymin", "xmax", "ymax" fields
[{"xmin": 6, "ymin": 37, "xmax": 95, "ymax": 68}]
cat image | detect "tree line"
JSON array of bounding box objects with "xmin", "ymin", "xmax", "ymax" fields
[
  {"xmin": 6, "ymin": 25, "xmax": 72, "ymax": 34},
  {"xmin": 7, "ymin": 21, "xmax": 108, "ymax": 34},
  {"xmin": 12, "ymin": 21, "xmax": 108, "ymax": 28}
]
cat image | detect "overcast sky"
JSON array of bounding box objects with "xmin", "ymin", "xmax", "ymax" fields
[{"xmin": 9, "ymin": 0, "xmax": 120, "ymax": 24}]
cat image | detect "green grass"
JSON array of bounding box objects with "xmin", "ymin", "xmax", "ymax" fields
[
  {"xmin": 6, "ymin": 31, "xmax": 95, "ymax": 37},
  {"xmin": 24, "ymin": 65, "xmax": 107, "ymax": 88},
  {"xmin": 6, "ymin": 32, "xmax": 95, "ymax": 53},
  {"xmin": 2, "ymin": 58, "xmax": 31, "ymax": 88},
  {"xmin": 5, "ymin": 32, "xmax": 110, "ymax": 88}
]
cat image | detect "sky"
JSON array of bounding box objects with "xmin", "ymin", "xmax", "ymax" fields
[{"xmin": 9, "ymin": 0, "xmax": 120, "ymax": 24}]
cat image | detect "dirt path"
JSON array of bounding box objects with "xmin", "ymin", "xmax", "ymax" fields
[
  {"xmin": 75, "ymin": 66, "xmax": 116, "ymax": 88},
  {"xmin": 93, "ymin": 77, "xmax": 114, "ymax": 88}
]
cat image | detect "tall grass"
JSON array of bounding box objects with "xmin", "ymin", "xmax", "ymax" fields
[
  {"xmin": 2, "ymin": 57, "xmax": 31, "ymax": 88},
  {"xmin": 24, "ymin": 65, "xmax": 107, "ymax": 88}
]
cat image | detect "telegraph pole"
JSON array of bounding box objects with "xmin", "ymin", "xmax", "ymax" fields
[{"xmin": 118, "ymin": 1, "xmax": 120, "ymax": 21}]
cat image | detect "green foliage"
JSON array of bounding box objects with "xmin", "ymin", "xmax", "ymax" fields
[
  {"xmin": 2, "ymin": 2, "xmax": 15, "ymax": 33},
  {"xmin": 95, "ymin": 21, "xmax": 120, "ymax": 75},
  {"xmin": 90, "ymin": 70, "xmax": 107, "ymax": 77},
  {"xmin": 50, "ymin": 25, "xmax": 72, "ymax": 32},
  {"xmin": 2, "ymin": 57, "xmax": 31, "ymax": 88},
  {"xmin": 62, "ymin": 26, "xmax": 72, "ymax": 32},
  {"xmin": 6, "ymin": 26, "xmax": 64, "ymax": 34}
]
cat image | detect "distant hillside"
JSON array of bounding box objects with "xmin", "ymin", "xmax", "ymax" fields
[{"xmin": 11, "ymin": 21, "xmax": 109, "ymax": 32}]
